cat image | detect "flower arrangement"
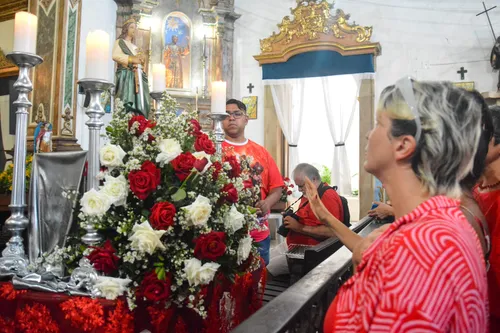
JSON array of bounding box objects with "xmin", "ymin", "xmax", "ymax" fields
[
  {"xmin": 0, "ymin": 154, "xmax": 33, "ymax": 194},
  {"xmin": 280, "ymin": 177, "xmax": 300, "ymax": 202},
  {"xmin": 57, "ymin": 95, "xmax": 264, "ymax": 330}
]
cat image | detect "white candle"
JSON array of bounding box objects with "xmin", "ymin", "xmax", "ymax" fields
[
  {"xmin": 211, "ymin": 81, "xmax": 226, "ymax": 114},
  {"xmin": 85, "ymin": 30, "xmax": 109, "ymax": 81},
  {"xmin": 13, "ymin": 12, "xmax": 38, "ymax": 54},
  {"xmin": 152, "ymin": 64, "xmax": 166, "ymax": 92}
]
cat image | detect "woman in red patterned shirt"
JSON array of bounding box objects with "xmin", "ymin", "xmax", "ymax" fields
[{"xmin": 307, "ymin": 79, "xmax": 489, "ymax": 332}]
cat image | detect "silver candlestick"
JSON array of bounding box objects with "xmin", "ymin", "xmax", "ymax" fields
[
  {"xmin": 77, "ymin": 78, "xmax": 114, "ymax": 245},
  {"xmin": 210, "ymin": 113, "xmax": 229, "ymax": 154},
  {"xmin": 150, "ymin": 91, "xmax": 163, "ymax": 121},
  {"xmin": 0, "ymin": 52, "xmax": 43, "ymax": 275}
]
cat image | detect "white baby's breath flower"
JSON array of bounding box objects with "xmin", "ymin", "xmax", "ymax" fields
[
  {"xmin": 101, "ymin": 175, "xmax": 128, "ymax": 207},
  {"xmin": 80, "ymin": 189, "xmax": 111, "ymax": 216},
  {"xmin": 100, "ymin": 144, "xmax": 126, "ymax": 167},
  {"xmin": 156, "ymin": 138, "xmax": 182, "ymax": 167},
  {"xmin": 94, "ymin": 276, "xmax": 131, "ymax": 300},
  {"xmin": 128, "ymin": 221, "xmax": 166, "ymax": 255}
]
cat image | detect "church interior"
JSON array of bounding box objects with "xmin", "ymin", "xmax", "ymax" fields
[{"xmin": 0, "ymin": 0, "xmax": 499, "ymax": 332}]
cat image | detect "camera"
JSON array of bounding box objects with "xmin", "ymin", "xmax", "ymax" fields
[{"xmin": 277, "ymin": 209, "xmax": 299, "ymax": 237}]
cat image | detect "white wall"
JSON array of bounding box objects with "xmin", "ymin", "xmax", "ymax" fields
[
  {"xmin": 234, "ymin": 0, "xmax": 500, "ymax": 143},
  {"xmin": 75, "ymin": 0, "xmax": 117, "ymax": 150}
]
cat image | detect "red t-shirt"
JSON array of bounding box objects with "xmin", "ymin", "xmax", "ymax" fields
[
  {"xmin": 286, "ymin": 185, "xmax": 343, "ymax": 247},
  {"xmin": 324, "ymin": 196, "xmax": 488, "ymax": 333},
  {"xmin": 474, "ymin": 186, "xmax": 500, "ymax": 327},
  {"xmin": 222, "ymin": 139, "xmax": 284, "ymax": 242}
]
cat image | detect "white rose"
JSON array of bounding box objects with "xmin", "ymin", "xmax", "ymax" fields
[
  {"xmin": 128, "ymin": 221, "xmax": 166, "ymax": 255},
  {"xmin": 94, "ymin": 276, "xmax": 131, "ymax": 300},
  {"xmin": 156, "ymin": 138, "xmax": 182, "ymax": 167},
  {"xmin": 183, "ymin": 195, "xmax": 212, "ymax": 227},
  {"xmin": 101, "ymin": 175, "xmax": 128, "ymax": 207},
  {"xmin": 183, "ymin": 258, "xmax": 220, "ymax": 287},
  {"xmin": 237, "ymin": 236, "xmax": 253, "ymax": 264},
  {"xmin": 100, "ymin": 144, "xmax": 126, "ymax": 167},
  {"xmin": 224, "ymin": 205, "xmax": 244, "ymax": 234},
  {"xmin": 80, "ymin": 189, "xmax": 111, "ymax": 216}
]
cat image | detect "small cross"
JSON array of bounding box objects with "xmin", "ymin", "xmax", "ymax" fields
[
  {"xmin": 457, "ymin": 67, "xmax": 468, "ymax": 80},
  {"xmin": 247, "ymin": 83, "xmax": 254, "ymax": 94}
]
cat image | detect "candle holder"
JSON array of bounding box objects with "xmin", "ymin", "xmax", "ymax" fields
[
  {"xmin": 77, "ymin": 78, "xmax": 114, "ymax": 246},
  {"xmin": 0, "ymin": 52, "xmax": 43, "ymax": 275},
  {"xmin": 150, "ymin": 91, "xmax": 163, "ymax": 121},
  {"xmin": 210, "ymin": 113, "xmax": 229, "ymax": 154}
]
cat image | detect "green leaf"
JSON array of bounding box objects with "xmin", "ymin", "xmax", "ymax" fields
[
  {"xmin": 171, "ymin": 188, "xmax": 187, "ymax": 202},
  {"xmin": 158, "ymin": 254, "xmax": 165, "ymax": 261},
  {"xmin": 157, "ymin": 267, "xmax": 166, "ymax": 280},
  {"xmin": 153, "ymin": 262, "xmax": 164, "ymax": 267},
  {"xmin": 247, "ymin": 207, "xmax": 257, "ymax": 214}
]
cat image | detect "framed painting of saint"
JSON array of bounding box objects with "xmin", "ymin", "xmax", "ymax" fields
[{"xmin": 163, "ymin": 12, "xmax": 191, "ymax": 90}]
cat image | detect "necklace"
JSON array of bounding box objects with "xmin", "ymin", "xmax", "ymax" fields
[{"xmin": 478, "ymin": 180, "xmax": 500, "ymax": 190}]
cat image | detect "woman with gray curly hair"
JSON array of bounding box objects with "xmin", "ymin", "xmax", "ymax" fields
[{"xmin": 306, "ymin": 78, "xmax": 488, "ymax": 332}]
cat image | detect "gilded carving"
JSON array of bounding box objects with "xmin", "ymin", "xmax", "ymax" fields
[
  {"xmin": 0, "ymin": 48, "xmax": 14, "ymax": 70},
  {"xmin": 61, "ymin": 106, "xmax": 73, "ymax": 136},
  {"xmin": 255, "ymin": 0, "xmax": 380, "ymax": 65},
  {"xmin": 332, "ymin": 9, "xmax": 372, "ymax": 42}
]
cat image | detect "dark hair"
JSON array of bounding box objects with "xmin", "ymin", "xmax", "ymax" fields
[
  {"xmin": 226, "ymin": 99, "xmax": 247, "ymax": 112},
  {"xmin": 461, "ymin": 91, "xmax": 493, "ymax": 190},
  {"xmin": 490, "ymin": 105, "xmax": 500, "ymax": 145}
]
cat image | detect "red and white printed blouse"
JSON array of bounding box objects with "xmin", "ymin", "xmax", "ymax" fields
[{"xmin": 324, "ymin": 196, "xmax": 488, "ymax": 333}]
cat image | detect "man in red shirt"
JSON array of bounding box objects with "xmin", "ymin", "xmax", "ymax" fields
[
  {"xmin": 267, "ymin": 163, "xmax": 345, "ymax": 276},
  {"xmin": 222, "ymin": 99, "xmax": 284, "ymax": 265}
]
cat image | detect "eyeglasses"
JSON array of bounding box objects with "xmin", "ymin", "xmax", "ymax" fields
[
  {"xmin": 226, "ymin": 111, "xmax": 245, "ymax": 119},
  {"xmin": 395, "ymin": 76, "xmax": 422, "ymax": 143}
]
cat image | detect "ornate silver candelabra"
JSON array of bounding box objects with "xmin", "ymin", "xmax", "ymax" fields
[
  {"xmin": 77, "ymin": 78, "xmax": 114, "ymax": 245},
  {"xmin": 210, "ymin": 113, "xmax": 228, "ymax": 154},
  {"xmin": 0, "ymin": 52, "xmax": 43, "ymax": 275},
  {"xmin": 150, "ymin": 91, "xmax": 163, "ymax": 121}
]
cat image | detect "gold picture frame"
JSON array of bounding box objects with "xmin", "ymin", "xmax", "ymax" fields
[
  {"xmin": 453, "ymin": 81, "xmax": 475, "ymax": 91},
  {"xmin": 242, "ymin": 96, "xmax": 257, "ymax": 119}
]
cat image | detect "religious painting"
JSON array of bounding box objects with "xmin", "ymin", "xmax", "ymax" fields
[
  {"xmin": 163, "ymin": 12, "xmax": 191, "ymax": 90},
  {"xmin": 453, "ymin": 81, "xmax": 475, "ymax": 91},
  {"xmin": 242, "ymin": 96, "xmax": 258, "ymax": 119}
]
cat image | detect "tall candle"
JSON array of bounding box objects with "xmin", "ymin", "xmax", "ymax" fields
[
  {"xmin": 211, "ymin": 81, "xmax": 226, "ymax": 114},
  {"xmin": 85, "ymin": 30, "xmax": 109, "ymax": 81},
  {"xmin": 13, "ymin": 12, "xmax": 38, "ymax": 54},
  {"xmin": 152, "ymin": 64, "xmax": 166, "ymax": 92}
]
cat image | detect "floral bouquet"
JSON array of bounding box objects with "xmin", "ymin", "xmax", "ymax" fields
[
  {"xmin": 0, "ymin": 154, "xmax": 33, "ymax": 194},
  {"xmin": 53, "ymin": 94, "xmax": 265, "ymax": 332},
  {"xmin": 280, "ymin": 177, "xmax": 300, "ymax": 203}
]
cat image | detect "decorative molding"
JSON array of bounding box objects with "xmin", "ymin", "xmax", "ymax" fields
[
  {"xmin": 39, "ymin": 0, "xmax": 57, "ymax": 16},
  {"xmin": 69, "ymin": 0, "xmax": 79, "ymax": 9},
  {"xmin": 254, "ymin": 0, "xmax": 381, "ymax": 65},
  {"xmin": 61, "ymin": 106, "xmax": 73, "ymax": 136},
  {"xmin": 0, "ymin": 48, "xmax": 17, "ymax": 78},
  {"xmin": 0, "ymin": 0, "xmax": 28, "ymax": 22}
]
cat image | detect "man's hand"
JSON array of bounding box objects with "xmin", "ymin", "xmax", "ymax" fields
[
  {"xmin": 283, "ymin": 215, "xmax": 302, "ymax": 232},
  {"xmin": 352, "ymin": 224, "xmax": 391, "ymax": 270},
  {"xmin": 256, "ymin": 200, "xmax": 271, "ymax": 217},
  {"xmin": 368, "ymin": 202, "xmax": 394, "ymax": 220}
]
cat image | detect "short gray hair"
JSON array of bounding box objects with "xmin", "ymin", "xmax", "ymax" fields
[
  {"xmin": 379, "ymin": 80, "xmax": 484, "ymax": 198},
  {"xmin": 293, "ymin": 163, "xmax": 321, "ymax": 181}
]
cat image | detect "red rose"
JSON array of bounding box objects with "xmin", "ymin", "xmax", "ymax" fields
[
  {"xmin": 128, "ymin": 161, "xmax": 161, "ymax": 200},
  {"xmin": 190, "ymin": 119, "xmax": 202, "ymax": 136},
  {"xmin": 194, "ymin": 133, "xmax": 216, "ymax": 155},
  {"xmin": 287, "ymin": 190, "xmax": 292, "ymax": 195},
  {"xmin": 140, "ymin": 271, "xmax": 172, "ymax": 303},
  {"xmin": 243, "ymin": 179, "xmax": 253, "ymax": 189},
  {"xmin": 224, "ymin": 155, "xmax": 241, "ymax": 178},
  {"xmin": 128, "ymin": 115, "xmax": 156, "ymax": 136},
  {"xmin": 171, "ymin": 152, "xmax": 196, "ymax": 181},
  {"xmin": 87, "ymin": 240, "xmax": 119, "ymax": 274},
  {"xmin": 150, "ymin": 201, "xmax": 176, "ymax": 230},
  {"xmin": 211, "ymin": 161, "xmax": 223, "ymax": 179},
  {"xmin": 194, "ymin": 231, "xmax": 227, "ymax": 261},
  {"xmin": 193, "ymin": 157, "xmax": 209, "ymax": 173},
  {"xmin": 221, "ymin": 183, "xmax": 238, "ymax": 203}
]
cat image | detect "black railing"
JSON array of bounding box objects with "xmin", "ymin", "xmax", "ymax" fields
[{"xmin": 232, "ymin": 216, "xmax": 379, "ymax": 333}]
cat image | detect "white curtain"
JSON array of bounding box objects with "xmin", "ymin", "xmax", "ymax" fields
[
  {"xmin": 264, "ymin": 79, "xmax": 306, "ymax": 174},
  {"xmin": 321, "ymin": 74, "xmax": 370, "ymax": 195}
]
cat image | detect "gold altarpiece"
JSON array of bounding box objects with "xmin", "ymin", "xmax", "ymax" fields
[{"xmin": 254, "ymin": 0, "xmax": 381, "ymax": 218}]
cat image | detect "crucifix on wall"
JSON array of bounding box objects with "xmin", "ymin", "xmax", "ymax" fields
[
  {"xmin": 457, "ymin": 67, "xmax": 468, "ymax": 80},
  {"xmin": 247, "ymin": 83, "xmax": 254, "ymax": 94}
]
